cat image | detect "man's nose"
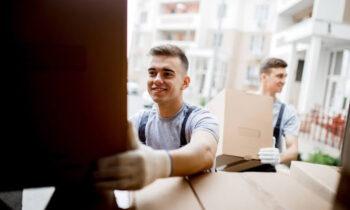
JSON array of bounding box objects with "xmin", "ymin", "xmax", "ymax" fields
[
  {"xmin": 154, "ymin": 73, "xmax": 163, "ymax": 84},
  {"xmin": 282, "ymin": 76, "xmax": 287, "ymax": 83}
]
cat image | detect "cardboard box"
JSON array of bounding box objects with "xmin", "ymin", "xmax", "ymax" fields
[
  {"xmin": 290, "ymin": 161, "xmax": 340, "ymax": 202},
  {"xmin": 207, "ymin": 89, "xmax": 273, "ymax": 171},
  {"xmin": 134, "ymin": 177, "xmax": 202, "ymax": 210},
  {"xmin": 189, "ymin": 172, "xmax": 332, "ymax": 210}
]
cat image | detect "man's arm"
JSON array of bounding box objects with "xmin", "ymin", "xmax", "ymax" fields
[
  {"xmin": 169, "ymin": 130, "xmax": 217, "ymax": 176},
  {"xmin": 279, "ymin": 135, "xmax": 298, "ymax": 165},
  {"xmin": 94, "ymin": 123, "xmax": 217, "ymax": 190}
]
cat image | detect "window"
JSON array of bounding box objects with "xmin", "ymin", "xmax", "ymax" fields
[
  {"xmin": 213, "ymin": 32, "xmax": 223, "ymax": 47},
  {"xmin": 159, "ymin": 30, "xmax": 195, "ymax": 41},
  {"xmin": 250, "ymin": 35, "xmax": 265, "ymax": 55},
  {"xmin": 328, "ymin": 52, "xmax": 334, "ymax": 75},
  {"xmin": 215, "ymin": 61, "xmax": 227, "ymax": 91},
  {"xmin": 329, "ymin": 82, "xmax": 337, "ymax": 107},
  {"xmin": 196, "ymin": 58, "xmax": 208, "ymax": 71},
  {"xmin": 295, "ymin": 60, "xmax": 304, "ymax": 82},
  {"xmin": 254, "ymin": 4, "xmax": 269, "ymax": 28},
  {"xmin": 246, "ymin": 65, "xmax": 259, "ymax": 87},
  {"xmin": 193, "ymin": 58, "xmax": 208, "ymax": 94},
  {"xmin": 334, "ymin": 51, "xmax": 343, "ymax": 75},
  {"xmin": 139, "ymin": 11, "xmax": 148, "ymax": 23},
  {"xmin": 217, "ymin": 2, "xmax": 226, "ymax": 18}
]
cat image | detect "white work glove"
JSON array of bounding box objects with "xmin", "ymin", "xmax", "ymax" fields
[
  {"xmin": 94, "ymin": 121, "xmax": 172, "ymax": 190},
  {"xmin": 258, "ymin": 137, "xmax": 280, "ymax": 166}
]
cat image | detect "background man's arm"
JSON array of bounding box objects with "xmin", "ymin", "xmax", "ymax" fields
[
  {"xmin": 279, "ymin": 135, "xmax": 298, "ymax": 165},
  {"xmin": 169, "ymin": 130, "xmax": 217, "ymax": 176}
]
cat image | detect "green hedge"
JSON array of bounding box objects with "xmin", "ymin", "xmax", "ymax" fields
[{"xmin": 306, "ymin": 150, "xmax": 340, "ymax": 166}]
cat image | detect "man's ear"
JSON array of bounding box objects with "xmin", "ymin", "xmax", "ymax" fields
[{"xmin": 182, "ymin": 75, "xmax": 190, "ymax": 90}]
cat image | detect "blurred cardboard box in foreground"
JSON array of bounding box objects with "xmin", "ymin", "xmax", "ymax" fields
[
  {"xmin": 188, "ymin": 172, "xmax": 333, "ymax": 210},
  {"xmin": 135, "ymin": 169, "xmax": 335, "ymax": 210},
  {"xmin": 290, "ymin": 161, "xmax": 340, "ymax": 202},
  {"xmin": 206, "ymin": 89, "xmax": 273, "ymax": 171}
]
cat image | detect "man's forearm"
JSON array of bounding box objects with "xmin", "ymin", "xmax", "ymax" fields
[
  {"xmin": 169, "ymin": 131, "xmax": 217, "ymax": 176},
  {"xmin": 280, "ymin": 136, "xmax": 298, "ymax": 165},
  {"xmin": 280, "ymin": 148, "xmax": 298, "ymax": 164}
]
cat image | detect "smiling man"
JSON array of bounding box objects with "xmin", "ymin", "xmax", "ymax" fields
[
  {"xmin": 94, "ymin": 44, "xmax": 219, "ymax": 190},
  {"xmin": 249, "ymin": 58, "xmax": 300, "ymax": 172}
]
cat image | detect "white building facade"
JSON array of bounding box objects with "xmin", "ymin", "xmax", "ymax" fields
[
  {"xmin": 270, "ymin": 0, "xmax": 350, "ymax": 114},
  {"xmin": 128, "ymin": 0, "xmax": 278, "ymax": 104}
]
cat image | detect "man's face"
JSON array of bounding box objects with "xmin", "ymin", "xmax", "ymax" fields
[
  {"xmin": 261, "ymin": 67, "xmax": 287, "ymax": 94},
  {"xmin": 147, "ymin": 55, "xmax": 190, "ymax": 105}
]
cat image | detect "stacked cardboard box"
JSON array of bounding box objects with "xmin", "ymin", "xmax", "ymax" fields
[
  {"xmin": 135, "ymin": 169, "xmax": 336, "ymax": 210},
  {"xmin": 206, "ymin": 89, "xmax": 273, "ymax": 171},
  {"xmin": 189, "ymin": 172, "xmax": 333, "ymax": 210}
]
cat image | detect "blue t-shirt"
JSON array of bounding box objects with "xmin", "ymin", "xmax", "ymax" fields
[
  {"xmin": 273, "ymin": 99, "xmax": 300, "ymax": 151},
  {"xmin": 131, "ymin": 103, "xmax": 219, "ymax": 150}
]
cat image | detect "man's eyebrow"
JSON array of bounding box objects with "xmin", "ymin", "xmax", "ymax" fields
[
  {"xmin": 163, "ymin": 68, "xmax": 175, "ymax": 73},
  {"xmin": 276, "ymin": 73, "xmax": 287, "ymax": 77}
]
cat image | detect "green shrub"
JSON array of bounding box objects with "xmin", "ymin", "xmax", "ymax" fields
[
  {"xmin": 199, "ymin": 96, "xmax": 207, "ymax": 107},
  {"xmin": 306, "ymin": 150, "xmax": 340, "ymax": 166}
]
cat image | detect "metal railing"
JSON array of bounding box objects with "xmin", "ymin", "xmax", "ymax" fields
[{"xmin": 299, "ymin": 109, "xmax": 347, "ymax": 150}]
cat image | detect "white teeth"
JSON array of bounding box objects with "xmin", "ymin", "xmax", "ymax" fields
[{"xmin": 153, "ymin": 87, "xmax": 165, "ymax": 91}]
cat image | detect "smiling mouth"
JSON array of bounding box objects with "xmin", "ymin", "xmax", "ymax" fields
[{"xmin": 152, "ymin": 87, "xmax": 167, "ymax": 93}]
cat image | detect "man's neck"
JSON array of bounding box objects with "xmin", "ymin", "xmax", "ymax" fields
[
  {"xmin": 259, "ymin": 87, "xmax": 277, "ymax": 100},
  {"xmin": 157, "ymin": 99, "xmax": 184, "ymax": 118}
]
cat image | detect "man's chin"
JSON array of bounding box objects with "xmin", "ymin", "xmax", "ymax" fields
[{"xmin": 151, "ymin": 96, "xmax": 163, "ymax": 104}]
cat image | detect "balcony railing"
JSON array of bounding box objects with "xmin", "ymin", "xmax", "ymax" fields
[
  {"xmin": 272, "ymin": 18, "xmax": 350, "ymax": 48},
  {"xmin": 299, "ymin": 107, "xmax": 347, "ymax": 150}
]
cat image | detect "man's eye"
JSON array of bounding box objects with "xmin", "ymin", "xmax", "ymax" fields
[
  {"xmin": 149, "ymin": 71, "xmax": 156, "ymax": 77},
  {"xmin": 164, "ymin": 72, "xmax": 173, "ymax": 77}
]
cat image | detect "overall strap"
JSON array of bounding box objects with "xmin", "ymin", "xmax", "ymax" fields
[
  {"xmin": 273, "ymin": 103, "xmax": 285, "ymax": 148},
  {"xmin": 180, "ymin": 106, "xmax": 195, "ymax": 147},
  {"xmin": 138, "ymin": 111, "xmax": 150, "ymax": 145}
]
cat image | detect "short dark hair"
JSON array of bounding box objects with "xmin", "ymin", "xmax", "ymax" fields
[
  {"xmin": 260, "ymin": 58, "xmax": 287, "ymax": 74},
  {"xmin": 149, "ymin": 44, "xmax": 189, "ymax": 71}
]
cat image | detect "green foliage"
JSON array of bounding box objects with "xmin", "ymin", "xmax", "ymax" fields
[
  {"xmin": 199, "ymin": 96, "xmax": 207, "ymax": 107},
  {"xmin": 306, "ymin": 150, "xmax": 340, "ymax": 166}
]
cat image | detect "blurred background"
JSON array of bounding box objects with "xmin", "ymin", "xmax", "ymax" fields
[{"xmin": 127, "ymin": 0, "xmax": 350, "ymax": 166}]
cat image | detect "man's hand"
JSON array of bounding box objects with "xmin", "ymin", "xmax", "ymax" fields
[
  {"xmin": 258, "ymin": 147, "xmax": 280, "ymax": 166},
  {"xmin": 94, "ymin": 122, "xmax": 172, "ymax": 190},
  {"xmin": 259, "ymin": 137, "xmax": 280, "ymax": 166}
]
